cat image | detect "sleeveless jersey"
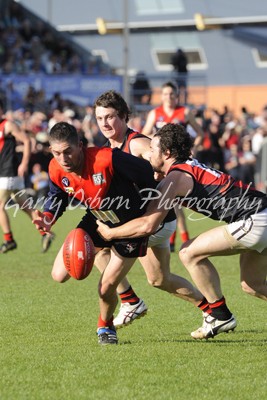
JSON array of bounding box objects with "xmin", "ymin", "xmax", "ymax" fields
[
  {"xmin": 154, "ymin": 105, "xmax": 186, "ymax": 131},
  {"xmin": 168, "ymin": 159, "xmax": 267, "ymax": 223},
  {"xmin": 45, "ymin": 146, "xmax": 156, "ymax": 227},
  {"xmin": 104, "ymin": 129, "xmax": 176, "ymax": 222},
  {"xmin": 103, "ymin": 128, "xmax": 148, "ymax": 154},
  {"xmin": 0, "ymin": 119, "xmax": 19, "ymax": 177}
]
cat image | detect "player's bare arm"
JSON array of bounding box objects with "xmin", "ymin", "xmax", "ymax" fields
[
  {"xmin": 185, "ymin": 109, "xmax": 204, "ymax": 146},
  {"xmin": 97, "ymin": 171, "xmax": 192, "ymax": 240},
  {"xmin": 141, "ymin": 109, "xmax": 156, "ymax": 138},
  {"xmin": 129, "ymin": 136, "xmax": 151, "ymax": 160},
  {"xmin": 7, "ymin": 121, "xmax": 31, "ymax": 176}
]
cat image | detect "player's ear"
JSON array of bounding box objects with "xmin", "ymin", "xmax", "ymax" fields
[{"xmin": 165, "ymin": 149, "xmax": 171, "ymax": 159}]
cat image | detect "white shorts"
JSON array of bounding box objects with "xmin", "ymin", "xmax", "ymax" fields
[
  {"xmin": 0, "ymin": 177, "xmax": 26, "ymax": 203},
  {"xmin": 148, "ymin": 220, "xmax": 176, "ymax": 249},
  {"xmin": 226, "ymin": 208, "xmax": 267, "ymax": 253},
  {"xmin": 0, "ymin": 176, "xmax": 25, "ymax": 191}
]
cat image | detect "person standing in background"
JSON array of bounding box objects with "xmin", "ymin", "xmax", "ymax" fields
[
  {"xmin": 142, "ymin": 81, "xmax": 204, "ymax": 252},
  {"xmin": 171, "ymin": 48, "xmax": 188, "ymax": 104},
  {"xmin": 0, "ymin": 101, "xmax": 54, "ymax": 253}
]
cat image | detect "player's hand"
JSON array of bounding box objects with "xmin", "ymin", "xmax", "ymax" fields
[
  {"xmin": 96, "ymin": 220, "xmax": 113, "ymax": 241},
  {"xmin": 32, "ymin": 209, "xmax": 52, "ymax": 233}
]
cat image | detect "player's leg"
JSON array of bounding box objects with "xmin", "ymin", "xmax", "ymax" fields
[
  {"xmin": 177, "ymin": 208, "xmax": 190, "ymax": 243},
  {"xmin": 240, "ymin": 251, "xmax": 267, "ymax": 300},
  {"xmin": 51, "ymin": 243, "xmax": 71, "ymax": 283},
  {"xmin": 95, "ymin": 247, "xmax": 147, "ymax": 328},
  {"xmin": 170, "ymin": 207, "xmax": 189, "ymax": 252},
  {"xmin": 0, "ymin": 190, "xmax": 11, "ymax": 233},
  {"xmin": 140, "ymin": 245, "xmax": 203, "ymax": 305},
  {"xmin": 95, "ymin": 247, "xmax": 134, "ymax": 293},
  {"xmin": 179, "ymin": 225, "xmax": 240, "ymax": 339},
  {"xmin": 0, "ymin": 186, "xmax": 17, "ymax": 253},
  {"xmin": 142, "ymin": 219, "xmax": 201, "ymax": 303},
  {"xmin": 97, "ymin": 248, "xmax": 136, "ymax": 344}
]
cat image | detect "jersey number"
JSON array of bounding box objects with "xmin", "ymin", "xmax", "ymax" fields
[{"xmin": 90, "ymin": 209, "xmax": 120, "ymax": 224}]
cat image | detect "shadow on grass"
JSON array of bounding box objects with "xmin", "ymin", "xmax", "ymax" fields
[{"xmin": 118, "ymin": 332, "xmax": 267, "ymax": 346}]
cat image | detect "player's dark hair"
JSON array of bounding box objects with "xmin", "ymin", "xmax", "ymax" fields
[
  {"xmin": 154, "ymin": 123, "xmax": 193, "ymax": 162},
  {"xmin": 49, "ymin": 122, "xmax": 80, "ymax": 146},
  {"xmin": 161, "ymin": 81, "xmax": 178, "ymax": 93},
  {"xmin": 93, "ymin": 90, "xmax": 131, "ymax": 122}
]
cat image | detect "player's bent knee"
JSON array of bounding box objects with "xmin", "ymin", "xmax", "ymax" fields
[
  {"xmin": 147, "ymin": 276, "xmax": 165, "ymax": 288},
  {"xmin": 98, "ymin": 280, "xmax": 117, "ymax": 299},
  {"xmin": 179, "ymin": 241, "xmax": 204, "ymax": 266},
  {"xmin": 241, "ymin": 280, "xmax": 257, "ymax": 296},
  {"xmin": 51, "ymin": 268, "xmax": 69, "ymax": 283},
  {"xmin": 179, "ymin": 244, "xmax": 193, "ymax": 265},
  {"xmin": 241, "ymin": 279, "xmax": 267, "ymax": 298}
]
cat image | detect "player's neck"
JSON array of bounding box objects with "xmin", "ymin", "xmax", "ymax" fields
[
  {"xmin": 108, "ymin": 127, "xmax": 128, "ymax": 149},
  {"xmin": 163, "ymin": 103, "xmax": 176, "ymax": 115}
]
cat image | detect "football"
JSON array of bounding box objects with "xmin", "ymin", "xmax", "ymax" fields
[{"xmin": 63, "ymin": 228, "xmax": 95, "ymax": 280}]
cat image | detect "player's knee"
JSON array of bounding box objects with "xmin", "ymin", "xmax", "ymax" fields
[
  {"xmin": 241, "ymin": 280, "xmax": 258, "ymax": 297},
  {"xmin": 147, "ymin": 275, "xmax": 165, "ymax": 289},
  {"xmin": 179, "ymin": 240, "xmax": 204, "ymax": 266},
  {"xmin": 51, "ymin": 269, "xmax": 66, "ymax": 283},
  {"xmin": 179, "ymin": 243, "xmax": 193, "ymax": 265},
  {"xmin": 98, "ymin": 280, "xmax": 116, "ymax": 299}
]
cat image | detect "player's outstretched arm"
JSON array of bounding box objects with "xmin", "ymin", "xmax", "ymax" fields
[
  {"xmin": 97, "ymin": 174, "xmax": 179, "ymax": 240},
  {"xmin": 96, "ymin": 215, "xmax": 155, "ymax": 240}
]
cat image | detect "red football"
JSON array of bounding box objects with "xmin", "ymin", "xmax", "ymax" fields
[{"xmin": 63, "ymin": 228, "xmax": 95, "ymax": 280}]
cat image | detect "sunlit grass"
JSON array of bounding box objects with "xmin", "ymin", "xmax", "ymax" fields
[{"xmin": 0, "ymin": 209, "xmax": 266, "ymax": 400}]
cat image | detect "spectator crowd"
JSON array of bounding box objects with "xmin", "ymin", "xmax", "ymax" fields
[
  {"xmin": 0, "ymin": 0, "xmax": 110, "ymax": 76},
  {"xmin": 1, "ymin": 98, "xmax": 267, "ymax": 204},
  {"xmin": 0, "ymin": 2, "xmax": 266, "ymax": 199}
]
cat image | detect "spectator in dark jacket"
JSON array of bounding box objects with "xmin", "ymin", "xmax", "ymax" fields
[{"xmin": 171, "ymin": 48, "xmax": 188, "ymax": 104}]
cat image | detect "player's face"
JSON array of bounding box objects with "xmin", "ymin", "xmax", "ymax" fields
[
  {"xmin": 161, "ymin": 87, "xmax": 177, "ymax": 108},
  {"xmin": 50, "ymin": 140, "xmax": 83, "ymax": 173},
  {"xmin": 95, "ymin": 106, "xmax": 126, "ymax": 140},
  {"xmin": 149, "ymin": 136, "xmax": 164, "ymax": 172}
]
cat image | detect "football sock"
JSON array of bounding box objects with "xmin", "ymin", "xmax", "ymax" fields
[
  {"xmin": 169, "ymin": 231, "xmax": 176, "ymax": 245},
  {"xmin": 4, "ymin": 232, "xmax": 14, "ymax": 242},
  {"xmin": 209, "ymin": 297, "xmax": 232, "ymax": 320},
  {"xmin": 180, "ymin": 231, "xmax": 189, "ymax": 243},
  {"xmin": 197, "ymin": 297, "xmax": 211, "ymax": 314},
  {"xmin": 98, "ymin": 315, "xmax": 114, "ymax": 329},
  {"xmin": 119, "ymin": 285, "xmax": 139, "ymax": 305}
]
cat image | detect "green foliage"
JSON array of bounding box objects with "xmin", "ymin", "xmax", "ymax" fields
[{"xmin": 0, "ymin": 209, "xmax": 266, "ymax": 400}]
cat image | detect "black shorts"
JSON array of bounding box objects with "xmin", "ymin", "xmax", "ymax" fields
[{"xmin": 77, "ymin": 214, "xmax": 148, "ymax": 258}]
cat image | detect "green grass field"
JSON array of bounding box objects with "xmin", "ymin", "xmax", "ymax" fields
[{"xmin": 0, "ymin": 208, "xmax": 266, "ymax": 400}]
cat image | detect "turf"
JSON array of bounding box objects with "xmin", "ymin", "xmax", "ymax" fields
[{"xmin": 0, "ymin": 208, "xmax": 266, "ymax": 400}]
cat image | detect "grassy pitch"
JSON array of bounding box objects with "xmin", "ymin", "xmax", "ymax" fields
[{"xmin": 0, "ymin": 208, "xmax": 266, "ymax": 400}]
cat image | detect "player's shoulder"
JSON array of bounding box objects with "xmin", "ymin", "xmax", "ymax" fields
[
  {"xmin": 130, "ymin": 134, "xmax": 150, "ymax": 153},
  {"xmin": 1, "ymin": 118, "xmax": 13, "ymax": 133},
  {"xmin": 82, "ymin": 146, "xmax": 113, "ymax": 173},
  {"xmin": 85, "ymin": 145, "xmax": 111, "ymax": 154}
]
